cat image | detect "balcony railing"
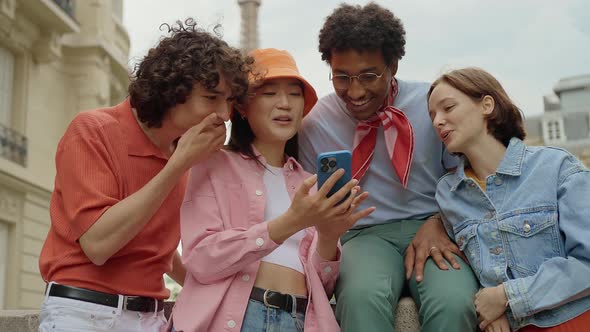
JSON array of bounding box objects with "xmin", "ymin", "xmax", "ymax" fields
[
  {"xmin": 52, "ymin": 0, "xmax": 75, "ymax": 19},
  {"xmin": 0, "ymin": 123, "xmax": 27, "ymax": 167}
]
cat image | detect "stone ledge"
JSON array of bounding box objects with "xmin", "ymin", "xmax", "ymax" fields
[
  {"xmin": 0, "ymin": 310, "xmax": 40, "ymax": 332},
  {"xmin": 0, "ymin": 297, "xmax": 420, "ymax": 331},
  {"xmin": 395, "ymin": 297, "xmax": 420, "ymax": 332}
]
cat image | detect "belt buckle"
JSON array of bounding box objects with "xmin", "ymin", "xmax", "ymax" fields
[
  {"xmin": 262, "ymin": 289, "xmax": 280, "ymax": 309},
  {"xmin": 123, "ymin": 296, "xmax": 138, "ymax": 311},
  {"xmin": 122, "ymin": 296, "xmax": 130, "ymax": 310}
]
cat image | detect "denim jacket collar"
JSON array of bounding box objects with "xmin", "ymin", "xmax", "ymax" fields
[
  {"xmin": 450, "ymin": 137, "xmax": 525, "ymax": 191},
  {"xmin": 496, "ymin": 137, "xmax": 526, "ymax": 176},
  {"xmin": 449, "ymin": 159, "xmax": 469, "ymax": 192}
]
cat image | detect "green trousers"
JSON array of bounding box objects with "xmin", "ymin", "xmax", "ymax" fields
[{"xmin": 334, "ymin": 220, "xmax": 479, "ymax": 332}]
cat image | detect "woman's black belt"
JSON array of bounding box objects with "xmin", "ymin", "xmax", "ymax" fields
[{"xmin": 249, "ymin": 287, "xmax": 308, "ymax": 315}]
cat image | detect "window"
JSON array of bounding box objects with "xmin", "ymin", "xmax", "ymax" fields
[
  {"xmin": 52, "ymin": 0, "xmax": 75, "ymax": 18},
  {"xmin": 543, "ymin": 117, "xmax": 566, "ymax": 144},
  {"xmin": 0, "ymin": 46, "xmax": 15, "ymax": 127},
  {"xmin": 0, "ymin": 222, "xmax": 7, "ymax": 309},
  {"xmin": 547, "ymin": 121, "xmax": 560, "ymax": 140},
  {"xmin": 0, "ymin": 46, "xmax": 26, "ymax": 165}
]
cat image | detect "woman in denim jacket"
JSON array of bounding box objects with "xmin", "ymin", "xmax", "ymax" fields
[{"xmin": 428, "ymin": 67, "xmax": 590, "ymax": 332}]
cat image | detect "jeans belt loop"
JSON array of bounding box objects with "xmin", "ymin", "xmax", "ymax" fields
[
  {"xmin": 44, "ymin": 282, "xmax": 55, "ymax": 302},
  {"xmin": 262, "ymin": 289, "xmax": 280, "ymax": 309},
  {"xmin": 117, "ymin": 294, "xmax": 125, "ymax": 314},
  {"xmin": 290, "ymin": 294, "xmax": 297, "ymax": 318}
]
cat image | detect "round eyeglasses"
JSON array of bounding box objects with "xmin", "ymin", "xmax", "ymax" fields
[{"xmin": 329, "ymin": 66, "xmax": 389, "ymax": 90}]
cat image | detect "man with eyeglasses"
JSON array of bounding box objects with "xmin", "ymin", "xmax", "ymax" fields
[{"xmin": 298, "ymin": 3, "xmax": 479, "ymax": 332}]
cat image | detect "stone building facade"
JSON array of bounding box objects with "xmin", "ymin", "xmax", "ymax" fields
[{"xmin": 0, "ymin": 0, "xmax": 129, "ymax": 309}]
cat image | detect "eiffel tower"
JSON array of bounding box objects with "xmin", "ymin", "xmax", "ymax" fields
[{"xmin": 237, "ymin": 0, "xmax": 261, "ymax": 53}]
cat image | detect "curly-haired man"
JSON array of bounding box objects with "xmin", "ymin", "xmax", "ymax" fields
[
  {"xmin": 299, "ymin": 3, "xmax": 479, "ymax": 331},
  {"xmin": 38, "ymin": 19, "xmax": 252, "ymax": 332}
]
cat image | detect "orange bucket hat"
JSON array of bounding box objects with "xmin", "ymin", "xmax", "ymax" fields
[{"xmin": 248, "ymin": 48, "xmax": 318, "ymax": 116}]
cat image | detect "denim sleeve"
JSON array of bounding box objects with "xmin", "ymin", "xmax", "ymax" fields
[
  {"xmin": 435, "ymin": 177, "xmax": 457, "ymax": 241},
  {"xmin": 504, "ymin": 163, "xmax": 590, "ymax": 319},
  {"xmin": 438, "ymin": 203, "xmax": 456, "ymax": 241}
]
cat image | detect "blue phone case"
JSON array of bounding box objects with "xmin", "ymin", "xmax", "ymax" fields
[{"xmin": 317, "ymin": 150, "xmax": 352, "ymax": 199}]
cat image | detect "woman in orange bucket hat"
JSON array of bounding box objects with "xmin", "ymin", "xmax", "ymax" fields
[{"xmin": 170, "ymin": 48, "xmax": 375, "ymax": 332}]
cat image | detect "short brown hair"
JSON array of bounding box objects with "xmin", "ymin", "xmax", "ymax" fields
[
  {"xmin": 428, "ymin": 67, "xmax": 526, "ymax": 146},
  {"xmin": 128, "ymin": 19, "xmax": 252, "ymax": 128}
]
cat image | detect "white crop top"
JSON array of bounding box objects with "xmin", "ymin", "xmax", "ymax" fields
[{"xmin": 261, "ymin": 165, "xmax": 305, "ymax": 274}]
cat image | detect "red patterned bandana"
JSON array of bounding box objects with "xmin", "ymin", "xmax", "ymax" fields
[{"xmin": 351, "ymin": 79, "xmax": 415, "ymax": 187}]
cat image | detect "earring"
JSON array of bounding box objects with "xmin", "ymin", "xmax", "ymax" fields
[{"xmin": 240, "ymin": 113, "xmax": 246, "ymax": 120}]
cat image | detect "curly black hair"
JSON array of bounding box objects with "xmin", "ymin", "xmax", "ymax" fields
[
  {"xmin": 128, "ymin": 18, "xmax": 253, "ymax": 128},
  {"xmin": 318, "ymin": 2, "xmax": 406, "ymax": 65}
]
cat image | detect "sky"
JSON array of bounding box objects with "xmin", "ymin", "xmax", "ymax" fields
[{"xmin": 123, "ymin": 0, "xmax": 590, "ymax": 118}]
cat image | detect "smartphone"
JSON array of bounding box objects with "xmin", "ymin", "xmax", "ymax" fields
[{"xmin": 317, "ymin": 150, "xmax": 352, "ymax": 202}]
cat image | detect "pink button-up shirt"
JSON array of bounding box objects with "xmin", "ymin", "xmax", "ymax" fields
[{"xmin": 171, "ymin": 149, "xmax": 341, "ymax": 332}]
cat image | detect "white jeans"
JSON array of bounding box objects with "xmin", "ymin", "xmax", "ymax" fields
[{"xmin": 39, "ymin": 286, "xmax": 167, "ymax": 332}]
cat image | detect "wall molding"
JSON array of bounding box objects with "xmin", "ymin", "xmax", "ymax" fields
[{"xmin": 0, "ymin": 186, "xmax": 22, "ymax": 224}]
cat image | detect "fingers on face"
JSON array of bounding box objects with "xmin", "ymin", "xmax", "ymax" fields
[
  {"xmin": 210, "ymin": 122, "xmax": 226, "ymax": 138},
  {"xmin": 199, "ymin": 113, "xmax": 223, "ymax": 131}
]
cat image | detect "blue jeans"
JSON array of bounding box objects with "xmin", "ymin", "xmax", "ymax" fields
[
  {"xmin": 171, "ymin": 299, "xmax": 305, "ymax": 332},
  {"xmin": 241, "ymin": 299, "xmax": 305, "ymax": 332}
]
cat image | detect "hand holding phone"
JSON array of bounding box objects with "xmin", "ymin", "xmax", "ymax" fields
[
  {"xmin": 270, "ymin": 150, "xmax": 373, "ymax": 244},
  {"xmin": 317, "ymin": 150, "xmax": 352, "ymax": 202}
]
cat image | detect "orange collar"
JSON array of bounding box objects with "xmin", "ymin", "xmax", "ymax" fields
[{"xmin": 115, "ymin": 98, "xmax": 168, "ymax": 160}]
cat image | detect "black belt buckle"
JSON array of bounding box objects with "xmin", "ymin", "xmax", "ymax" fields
[
  {"xmin": 263, "ymin": 289, "xmax": 281, "ymax": 309},
  {"xmin": 123, "ymin": 296, "xmax": 136, "ymax": 311},
  {"xmin": 124, "ymin": 296, "xmax": 159, "ymax": 312}
]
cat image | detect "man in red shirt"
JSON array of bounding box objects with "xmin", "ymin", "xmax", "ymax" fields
[{"xmin": 38, "ymin": 19, "xmax": 252, "ymax": 332}]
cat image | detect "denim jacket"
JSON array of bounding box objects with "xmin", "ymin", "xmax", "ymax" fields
[{"xmin": 436, "ymin": 138, "xmax": 590, "ymax": 330}]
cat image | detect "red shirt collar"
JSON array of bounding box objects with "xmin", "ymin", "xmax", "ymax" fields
[{"xmin": 115, "ymin": 98, "xmax": 168, "ymax": 160}]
